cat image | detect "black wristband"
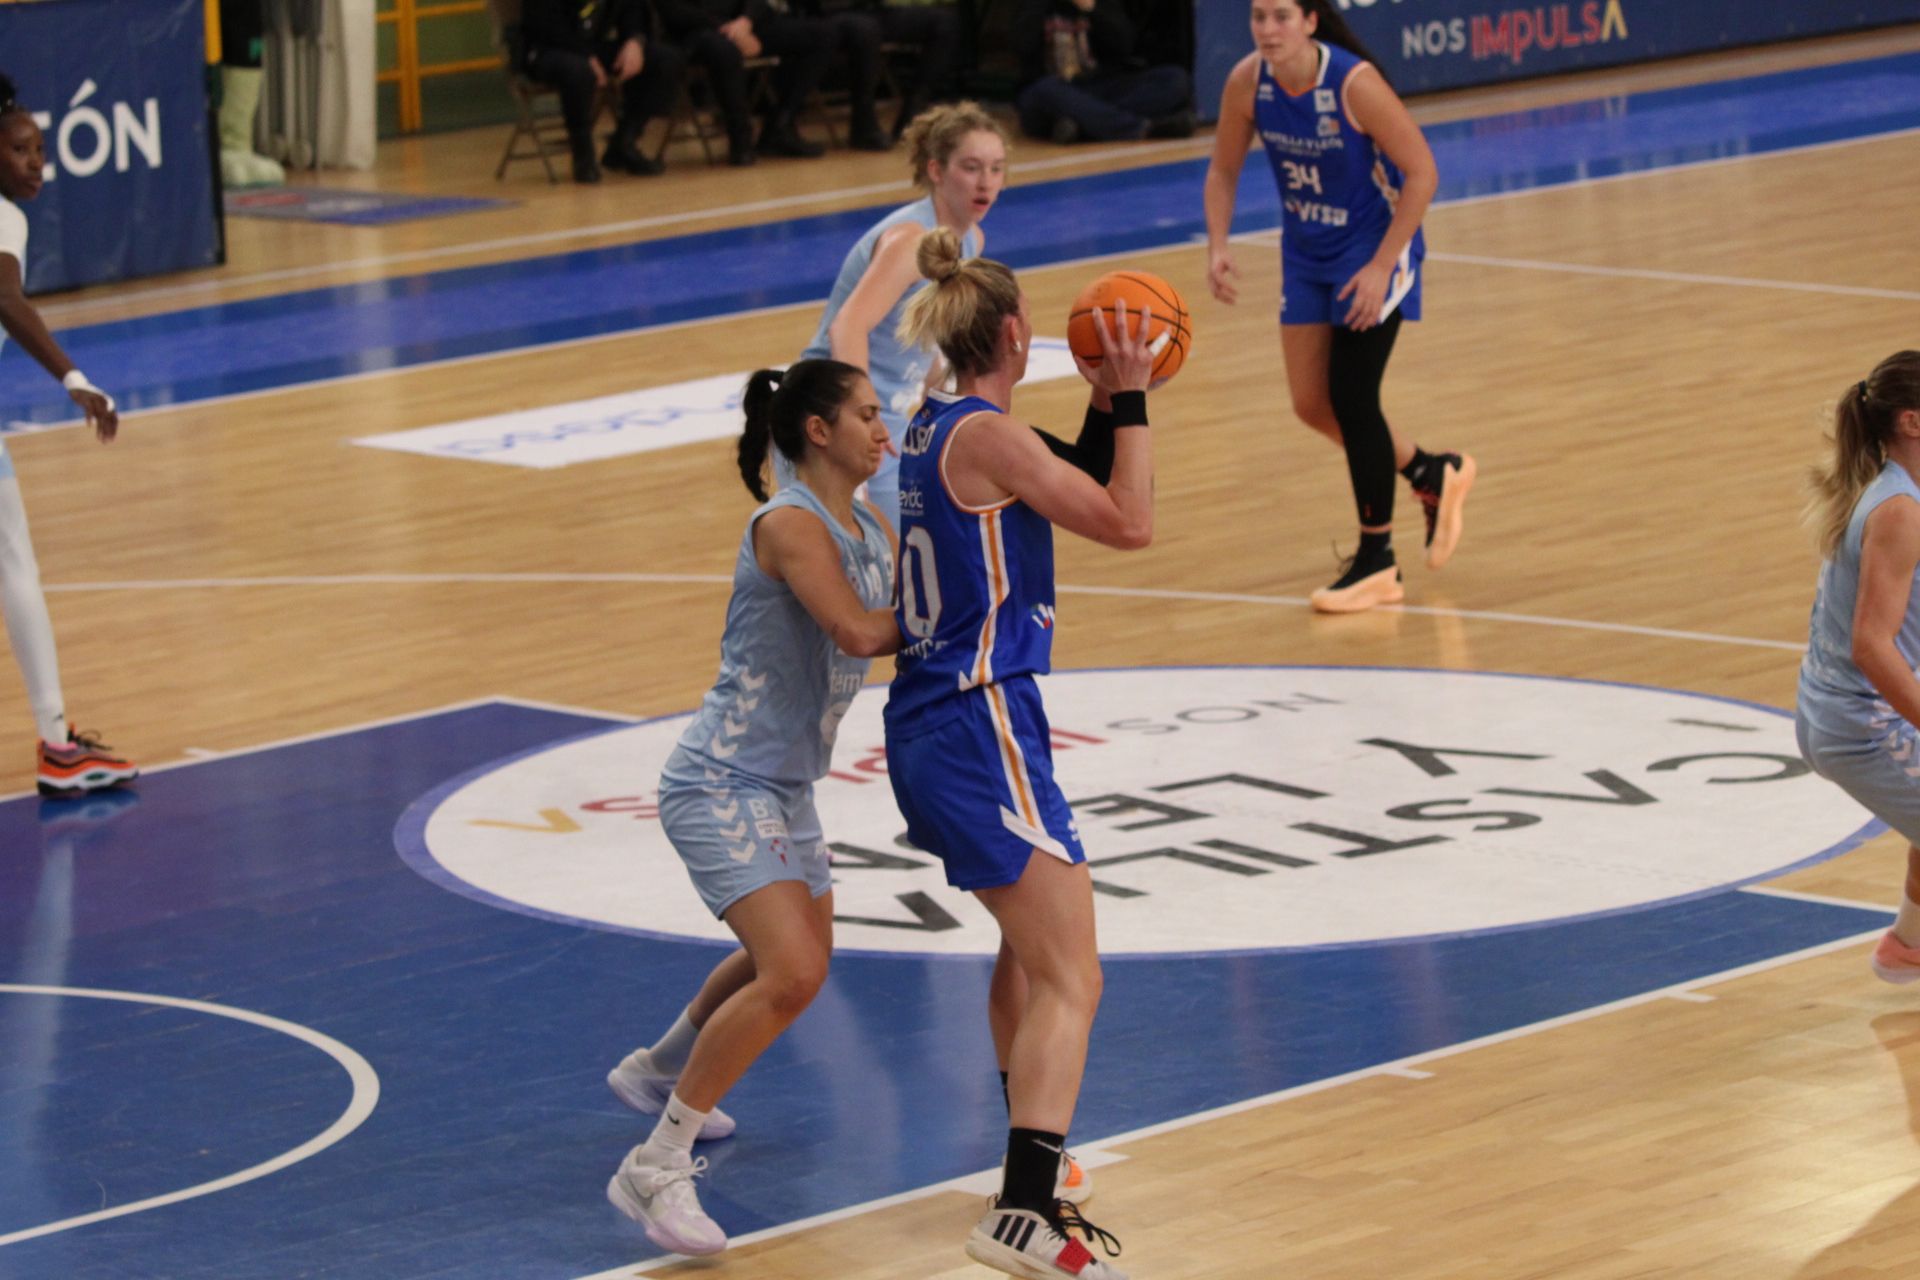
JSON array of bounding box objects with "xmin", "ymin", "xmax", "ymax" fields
[{"xmin": 1108, "ymin": 390, "xmax": 1148, "ymax": 427}]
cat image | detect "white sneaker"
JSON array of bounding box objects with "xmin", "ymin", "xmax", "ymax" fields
[
  {"xmin": 606, "ymin": 1147, "xmax": 727, "ymax": 1256},
  {"xmin": 607, "ymin": 1049, "xmax": 736, "ymax": 1140},
  {"xmin": 965, "ymin": 1199, "xmax": 1127, "ymax": 1280}
]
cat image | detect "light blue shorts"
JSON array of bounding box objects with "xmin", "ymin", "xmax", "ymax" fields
[
  {"xmin": 658, "ymin": 755, "xmax": 831, "ymax": 919},
  {"xmin": 1798, "ymin": 716, "xmax": 1920, "ymax": 845}
]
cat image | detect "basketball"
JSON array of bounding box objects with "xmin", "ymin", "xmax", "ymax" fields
[{"xmin": 1065, "ymin": 270, "xmax": 1192, "ymax": 384}]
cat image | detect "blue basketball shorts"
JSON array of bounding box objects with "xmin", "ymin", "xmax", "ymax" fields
[
  {"xmin": 1280, "ymin": 242, "xmax": 1422, "ymax": 328},
  {"xmin": 1798, "ymin": 716, "xmax": 1920, "ymax": 845},
  {"xmin": 886, "ymin": 675, "xmax": 1085, "ymax": 891},
  {"xmin": 658, "ymin": 751, "xmax": 831, "ymax": 918}
]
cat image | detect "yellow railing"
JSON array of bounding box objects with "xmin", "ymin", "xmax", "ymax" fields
[{"xmin": 376, "ymin": 0, "xmax": 493, "ymax": 133}]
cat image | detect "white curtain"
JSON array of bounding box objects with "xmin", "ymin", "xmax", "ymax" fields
[{"xmin": 259, "ymin": 0, "xmax": 377, "ymax": 170}]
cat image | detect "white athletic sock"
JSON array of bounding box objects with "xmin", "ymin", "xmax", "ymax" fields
[
  {"xmin": 646, "ymin": 1008, "xmax": 701, "ymax": 1077},
  {"xmin": 1894, "ymin": 893, "xmax": 1920, "ymax": 948},
  {"xmin": 0, "ymin": 476, "xmax": 66, "ymax": 744},
  {"xmin": 641, "ymin": 1091, "xmax": 708, "ymax": 1162}
]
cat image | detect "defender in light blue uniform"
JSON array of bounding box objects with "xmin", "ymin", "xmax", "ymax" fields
[
  {"xmin": 800, "ymin": 197, "xmax": 983, "ymax": 526},
  {"xmin": 1795, "ymin": 355, "xmax": 1920, "ymax": 986},
  {"xmin": 884, "ymin": 390, "xmax": 1083, "ymax": 889},
  {"xmin": 606, "ymin": 362, "xmax": 900, "ymax": 1258},
  {"xmin": 791, "ymin": 105, "xmax": 1008, "ymax": 530},
  {"xmin": 1799, "ymin": 467, "xmax": 1920, "ymax": 839},
  {"xmin": 659, "ymin": 478, "xmax": 893, "ymax": 916},
  {"xmin": 1254, "ymin": 39, "xmax": 1422, "ymax": 326}
]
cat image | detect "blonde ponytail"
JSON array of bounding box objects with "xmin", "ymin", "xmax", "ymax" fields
[{"xmin": 898, "ymin": 226, "xmax": 1021, "ymax": 379}]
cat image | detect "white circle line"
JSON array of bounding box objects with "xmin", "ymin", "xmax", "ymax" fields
[
  {"xmin": 0, "ymin": 984, "xmax": 381, "ymax": 1248},
  {"xmin": 40, "ymin": 573, "xmax": 1809, "ymax": 653}
]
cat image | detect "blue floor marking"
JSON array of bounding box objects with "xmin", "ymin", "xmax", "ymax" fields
[
  {"xmin": 0, "ymin": 703, "xmax": 1891, "ymax": 1278},
  {"xmin": 2, "ymin": 50, "xmax": 1917, "ymax": 428}
]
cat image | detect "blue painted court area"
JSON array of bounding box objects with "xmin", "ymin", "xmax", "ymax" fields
[
  {"xmin": 2, "ymin": 49, "xmax": 1917, "ymax": 428},
  {"xmin": 0, "ymin": 702, "xmax": 1891, "ymax": 1279}
]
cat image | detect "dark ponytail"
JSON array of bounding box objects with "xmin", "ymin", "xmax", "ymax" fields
[
  {"xmin": 1301, "ymin": 0, "xmax": 1390, "ymax": 88},
  {"xmin": 735, "ymin": 358, "xmax": 866, "ymax": 501},
  {"xmin": 0, "ymin": 72, "xmax": 19, "ymax": 118}
]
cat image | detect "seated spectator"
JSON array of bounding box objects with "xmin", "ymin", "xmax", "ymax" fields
[
  {"xmin": 1014, "ymin": 0, "xmax": 1194, "ymax": 145},
  {"xmin": 656, "ymin": 0, "xmax": 882, "ymax": 161},
  {"xmin": 810, "ymin": 0, "xmax": 967, "ymax": 141},
  {"xmin": 521, "ymin": 0, "xmax": 684, "ymax": 181}
]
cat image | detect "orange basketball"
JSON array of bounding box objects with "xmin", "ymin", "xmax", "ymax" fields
[{"xmin": 1065, "ymin": 270, "xmax": 1192, "ymax": 385}]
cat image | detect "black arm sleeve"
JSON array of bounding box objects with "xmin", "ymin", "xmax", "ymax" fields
[{"xmin": 1033, "ymin": 401, "xmax": 1119, "ymax": 485}]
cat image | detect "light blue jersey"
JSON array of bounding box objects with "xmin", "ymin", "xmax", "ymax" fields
[
  {"xmin": 1255, "ymin": 43, "xmax": 1423, "ymax": 324},
  {"xmin": 1798, "ymin": 463, "xmax": 1920, "ymax": 743},
  {"xmin": 885, "ymin": 391, "xmax": 1057, "ymax": 729},
  {"xmin": 663, "ymin": 481, "xmax": 894, "ymax": 788},
  {"xmin": 798, "ymin": 198, "xmax": 981, "ymax": 527}
]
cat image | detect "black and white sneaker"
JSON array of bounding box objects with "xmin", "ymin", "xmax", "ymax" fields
[{"xmin": 965, "ymin": 1198, "xmax": 1127, "ymax": 1279}]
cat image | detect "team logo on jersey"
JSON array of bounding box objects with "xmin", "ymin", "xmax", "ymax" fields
[
  {"xmin": 1318, "ymin": 116, "xmax": 1341, "ymax": 138},
  {"xmin": 1030, "ymin": 603, "xmax": 1055, "ymax": 629},
  {"xmin": 1257, "ymin": 81, "xmax": 1274, "ymax": 101},
  {"xmin": 404, "ymin": 668, "xmax": 1872, "ymax": 958},
  {"xmin": 1314, "ymin": 88, "xmax": 1337, "ymax": 113},
  {"xmin": 899, "ymin": 483, "xmax": 925, "ymax": 518}
]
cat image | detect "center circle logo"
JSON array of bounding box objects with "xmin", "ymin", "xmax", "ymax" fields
[{"xmin": 398, "ymin": 667, "xmax": 1872, "ymax": 956}]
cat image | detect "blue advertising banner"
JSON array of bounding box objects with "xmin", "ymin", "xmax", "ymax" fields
[
  {"xmin": 1196, "ymin": 1, "xmax": 1920, "ymax": 117},
  {"xmin": 0, "ymin": 0, "xmax": 220, "ymax": 293}
]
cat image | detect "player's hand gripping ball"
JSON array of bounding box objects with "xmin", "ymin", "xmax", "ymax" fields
[{"xmin": 1066, "ymin": 270, "xmax": 1192, "ymax": 386}]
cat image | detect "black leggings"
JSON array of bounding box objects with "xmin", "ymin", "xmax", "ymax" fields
[{"xmin": 1327, "ymin": 313, "xmax": 1403, "ymax": 529}]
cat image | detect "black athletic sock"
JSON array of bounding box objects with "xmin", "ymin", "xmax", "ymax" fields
[
  {"xmin": 1356, "ymin": 530, "xmax": 1393, "ymax": 566},
  {"xmin": 1001, "ymin": 1127, "xmax": 1066, "ymax": 1214}
]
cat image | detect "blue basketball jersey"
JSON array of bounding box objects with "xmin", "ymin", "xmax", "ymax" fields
[
  {"xmin": 885, "ymin": 391, "xmax": 1057, "ymax": 727},
  {"xmin": 1254, "ymin": 42, "xmax": 1425, "ymax": 280},
  {"xmin": 667, "ymin": 481, "xmax": 894, "ymax": 786}
]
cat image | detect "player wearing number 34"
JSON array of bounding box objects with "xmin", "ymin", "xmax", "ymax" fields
[{"xmin": 1204, "ymin": 0, "xmax": 1474, "ymax": 614}]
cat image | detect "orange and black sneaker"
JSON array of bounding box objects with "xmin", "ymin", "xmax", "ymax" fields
[
  {"xmin": 1310, "ymin": 546, "xmax": 1404, "ymax": 614},
  {"xmin": 37, "ymin": 729, "xmax": 139, "ymax": 798},
  {"xmin": 1412, "ymin": 451, "xmax": 1477, "ymax": 570}
]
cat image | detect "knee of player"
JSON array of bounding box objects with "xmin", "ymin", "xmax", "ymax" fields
[
  {"xmin": 1291, "ymin": 396, "xmax": 1337, "ymax": 432},
  {"xmin": 761, "ymin": 956, "xmax": 829, "ymax": 1018}
]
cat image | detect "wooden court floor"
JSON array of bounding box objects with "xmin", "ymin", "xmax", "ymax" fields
[{"xmin": 10, "ymin": 25, "xmax": 1920, "ymax": 1278}]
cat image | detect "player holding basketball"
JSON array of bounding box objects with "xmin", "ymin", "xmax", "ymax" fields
[
  {"xmin": 603, "ymin": 359, "xmax": 898, "ymax": 1255},
  {"xmin": 796, "ymin": 102, "xmax": 1009, "ymax": 530},
  {"xmin": 0, "ymin": 74, "xmax": 138, "ymax": 796},
  {"xmin": 1796, "ymin": 352, "xmax": 1920, "ymax": 984},
  {"xmin": 885, "ymin": 227, "xmax": 1151, "ymax": 1280},
  {"xmin": 1204, "ymin": 0, "xmax": 1474, "ymax": 613}
]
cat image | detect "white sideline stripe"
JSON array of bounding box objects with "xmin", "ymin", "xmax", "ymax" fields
[
  {"xmin": 1426, "ymin": 250, "xmax": 1920, "ymax": 303},
  {"xmin": 577, "ymin": 925, "xmax": 1888, "ymax": 1277},
  {"xmin": 1378, "ymin": 1066, "xmax": 1435, "ymax": 1079},
  {"xmin": 1665, "ymin": 991, "xmax": 1716, "ymax": 1003},
  {"xmin": 0, "ymin": 985, "xmax": 380, "ymax": 1248},
  {"xmin": 36, "ymin": 573, "xmax": 1809, "ymax": 653},
  {"xmin": 37, "ymin": 139, "xmax": 1211, "ymax": 322},
  {"xmin": 0, "ymin": 694, "xmax": 520, "ymax": 804},
  {"xmin": 1741, "ymin": 884, "xmax": 1893, "ymax": 912}
]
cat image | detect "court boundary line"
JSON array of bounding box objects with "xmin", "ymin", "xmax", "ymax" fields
[
  {"xmin": 38, "ymin": 138, "xmax": 1211, "ymax": 323},
  {"xmin": 577, "ymin": 923, "xmax": 1889, "ymax": 1277},
  {"xmin": 37, "ymin": 572, "xmax": 1810, "ymax": 653},
  {"xmin": 0, "ymin": 984, "xmax": 381, "ymax": 1248}
]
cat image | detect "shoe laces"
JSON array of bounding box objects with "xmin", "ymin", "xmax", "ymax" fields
[
  {"xmin": 641, "ymin": 1154, "xmax": 708, "ymax": 1206},
  {"xmin": 66, "ymin": 728, "xmax": 115, "ymax": 752},
  {"xmin": 1051, "ymin": 1199, "xmax": 1122, "ymax": 1258}
]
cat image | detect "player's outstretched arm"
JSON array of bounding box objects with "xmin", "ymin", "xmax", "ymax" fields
[{"xmin": 755, "ymin": 506, "xmax": 903, "ymax": 657}]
